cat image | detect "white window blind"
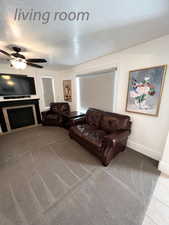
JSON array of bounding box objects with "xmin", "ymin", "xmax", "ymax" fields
[
  {"xmin": 77, "ymin": 70, "xmax": 116, "ymax": 113},
  {"xmin": 42, "ymin": 77, "xmax": 54, "ymax": 107}
]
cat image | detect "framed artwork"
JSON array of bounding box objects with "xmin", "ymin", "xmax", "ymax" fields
[
  {"xmin": 126, "ymin": 65, "xmax": 167, "ymax": 116},
  {"xmin": 63, "ymin": 80, "xmax": 72, "ymax": 102}
]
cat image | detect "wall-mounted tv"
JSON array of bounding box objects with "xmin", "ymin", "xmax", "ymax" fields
[{"xmin": 0, "ymin": 74, "xmax": 36, "ymax": 96}]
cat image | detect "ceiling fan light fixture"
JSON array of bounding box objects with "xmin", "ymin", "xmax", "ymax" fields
[
  {"xmin": 10, "ymin": 58, "xmax": 27, "ymax": 70},
  {"xmin": 0, "ymin": 46, "xmax": 47, "ymax": 69}
]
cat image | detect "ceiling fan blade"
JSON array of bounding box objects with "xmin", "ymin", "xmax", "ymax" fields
[
  {"xmin": 12, "ymin": 46, "xmax": 21, "ymax": 53},
  {"xmin": 27, "ymin": 62, "xmax": 43, "ymax": 68},
  {"xmin": 0, "ymin": 49, "xmax": 11, "ymax": 57},
  {"xmin": 26, "ymin": 58, "xmax": 47, "ymax": 63}
]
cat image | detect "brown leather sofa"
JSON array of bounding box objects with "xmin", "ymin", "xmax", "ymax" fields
[
  {"xmin": 41, "ymin": 102, "xmax": 70, "ymax": 126},
  {"xmin": 69, "ymin": 108, "xmax": 131, "ymax": 166}
]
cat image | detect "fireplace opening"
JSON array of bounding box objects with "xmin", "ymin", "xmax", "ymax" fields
[
  {"xmin": 7, "ymin": 107, "xmax": 35, "ymax": 129},
  {"xmin": 2, "ymin": 104, "xmax": 38, "ymax": 132}
]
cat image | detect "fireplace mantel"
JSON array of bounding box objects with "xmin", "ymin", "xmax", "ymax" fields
[
  {"xmin": 0, "ymin": 96, "xmax": 39, "ymax": 102},
  {"xmin": 0, "ymin": 98, "xmax": 41, "ymax": 133}
]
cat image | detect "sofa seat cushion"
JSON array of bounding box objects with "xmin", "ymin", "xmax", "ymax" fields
[
  {"xmin": 71, "ymin": 124, "xmax": 94, "ymax": 137},
  {"xmin": 46, "ymin": 114, "xmax": 59, "ymax": 120},
  {"xmin": 84, "ymin": 129, "xmax": 106, "ymax": 148},
  {"xmin": 71, "ymin": 124, "xmax": 106, "ymax": 147}
]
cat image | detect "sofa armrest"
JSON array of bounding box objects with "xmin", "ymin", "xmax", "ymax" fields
[
  {"xmin": 103, "ymin": 130, "xmax": 130, "ymax": 143},
  {"xmin": 71, "ymin": 116, "xmax": 86, "ymax": 126},
  {"xmin": 101, "ymin": 130, "xmax": 130, "ymax": 166}
]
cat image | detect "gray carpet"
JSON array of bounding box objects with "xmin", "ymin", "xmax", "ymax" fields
[{"xmin": 0, "ymin": 126, "xmax": 160, "ymax": 225}]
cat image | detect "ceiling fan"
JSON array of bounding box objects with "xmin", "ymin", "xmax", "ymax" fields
[{"xmin": 0, "ymin": 46, "xmax": 47, "ymax": 69}]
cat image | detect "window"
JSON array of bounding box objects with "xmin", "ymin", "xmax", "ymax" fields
[
  {"xmin": 77, "ymin": 69, "xmax": 116, "ymax": 113},
  {"xmin": 41, "ymin": 77, "xmax": 55, "ymax": 107}
]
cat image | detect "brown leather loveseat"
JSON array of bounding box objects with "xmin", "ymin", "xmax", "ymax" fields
[
  {"xmin": 41, "ymin": 102, "xmax": 70, "ymax": 126},
  {"xmin": 69, "ymin": 108, "xmax": 131, "ymax": 166}
]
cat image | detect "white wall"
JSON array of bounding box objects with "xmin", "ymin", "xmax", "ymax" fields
[
  {"xmin": 0, "ymin": 64, "xmax": 63, "ymax": 111},
  {"xmin": 59, "ymin": 34, "xmax": 169, "ymax": 161}
]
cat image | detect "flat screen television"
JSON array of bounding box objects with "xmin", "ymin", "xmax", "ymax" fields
[{"xmin": 0, "ymin": 74, "xmax": 36, "ymax": 97}]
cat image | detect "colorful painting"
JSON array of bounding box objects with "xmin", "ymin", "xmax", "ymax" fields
[
  {"xmin": 126, "ymin": 65, "xmax": 167, "ymax": 116},
  {"xmin": 63, "ymin": 80, "xmax": 72, "ymax": 102}
]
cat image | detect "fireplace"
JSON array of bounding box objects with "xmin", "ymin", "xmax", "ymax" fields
[
  {"xmin": 3, "ymin": 105, "xmax": 37, "ymax": 131},
  {"xmin": 0, "ymin": 98, "xmax": 41, "ymax": 133}
]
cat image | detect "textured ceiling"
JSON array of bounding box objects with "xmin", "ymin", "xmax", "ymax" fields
[{"xmin": 1, "ymin": 0, "xmax": 169, "ymax": 70}]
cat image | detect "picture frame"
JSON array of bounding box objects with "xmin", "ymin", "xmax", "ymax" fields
[
  {"xmin": 63, "ymin": 80, "xmax": 72, "ymax": 102},
  {"xmin": 126, "ymin": 65, "xmax": 167, "ymax": 116}
]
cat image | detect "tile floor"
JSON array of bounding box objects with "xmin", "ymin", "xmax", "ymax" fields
[
  {"xmin": 142, "ymin": 173, "xmax": 169, "ymax": 225},
  {"xmin": 0, "ymin": 126, "xmax": 160, "ymax": 225}
]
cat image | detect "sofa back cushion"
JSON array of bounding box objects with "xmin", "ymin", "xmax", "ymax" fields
[
  {"xmin": 86, "ymin": 108, "xmax": 102, "ymax": 128},
  {"xmin": 100, "ymin": 112, "xmax": 130, "ymax": 133},
  {"xmin": 50, "ymin": 102, "xmax": 70, "ymax": 114}
]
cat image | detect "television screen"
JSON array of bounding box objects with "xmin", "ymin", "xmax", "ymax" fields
[{"xmin": 0, "ymin": 74, "xmax": 36, "ymax": 96}]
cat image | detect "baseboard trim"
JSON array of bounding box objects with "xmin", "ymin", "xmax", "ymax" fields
[
  {"xmin": 158, "ymin": 161, "xmax": 169, "ymax": 175},
  {"xmin": 127, "ymin": 140, "xmax": 161, "ymax": 161}
]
